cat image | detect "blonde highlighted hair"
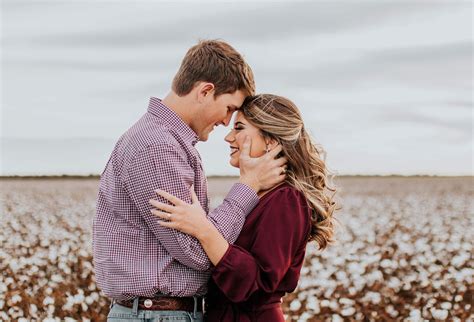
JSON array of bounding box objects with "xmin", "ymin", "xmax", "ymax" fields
[{"xmin": 241, "ymin": 94, "xmax": 337, "ymax": 250}]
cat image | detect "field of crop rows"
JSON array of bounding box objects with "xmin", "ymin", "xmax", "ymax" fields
[{"xmin": 1, "ymin": 177, "xmax": 472, "ymax": 321}]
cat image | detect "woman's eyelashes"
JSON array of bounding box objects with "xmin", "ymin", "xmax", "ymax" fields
[
  {"xmin": 233, "ymin": 121, "xmax": 246, "ymax": 131},
  {"xmin": 233, "ymin": 124, "xmax": 244, "ymax": 131}
]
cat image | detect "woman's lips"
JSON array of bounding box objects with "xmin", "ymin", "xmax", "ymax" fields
[{"xmin": 230, "ymin": 146, "xmax": 239, "ymax": 156}]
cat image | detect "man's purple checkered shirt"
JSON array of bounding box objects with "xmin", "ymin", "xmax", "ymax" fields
[{"xmin": 93, "ymin": 97, "xmax": 259, "ymax": 300}]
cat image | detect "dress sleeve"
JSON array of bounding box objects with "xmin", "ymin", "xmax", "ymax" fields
[{"xmin": 211, "ymin": 187, "xmax": 310, "ymax": 302}]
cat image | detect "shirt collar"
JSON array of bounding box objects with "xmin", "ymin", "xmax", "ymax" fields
[{"xmin": 147, "ymin": 97, "xmax": 199, "ymax": 146}]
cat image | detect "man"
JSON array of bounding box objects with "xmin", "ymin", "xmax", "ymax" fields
[{"xmin": 93, "ymin": 40, "xmax": 287, "ymax": 321}]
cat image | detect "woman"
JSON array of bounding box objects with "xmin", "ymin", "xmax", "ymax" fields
[{"xmin": 149, "ymin": 94, "xmax": 337, "ymax": 321}]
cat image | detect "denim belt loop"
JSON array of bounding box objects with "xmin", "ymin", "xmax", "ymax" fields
[
  {"xmin": 192, "ymin": 296, "xmax": 198, "ymax": 319},
  {"xmin": 132, "ymin": 297, "xmax": 139, "ymax": 316}
]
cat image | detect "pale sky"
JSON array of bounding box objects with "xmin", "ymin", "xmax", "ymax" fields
[{"xmin": 1, "ymin": 0, "xmax": 472, "ymax": 176}]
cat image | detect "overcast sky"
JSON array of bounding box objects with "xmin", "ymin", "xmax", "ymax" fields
[{"xmin": 1, "ymin": 0, "xmax": 472, "ymax": 176}]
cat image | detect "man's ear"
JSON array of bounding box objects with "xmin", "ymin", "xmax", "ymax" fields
[{"xmin": 197, "ymin": 82, "xmax": 215, "ymax": 103}]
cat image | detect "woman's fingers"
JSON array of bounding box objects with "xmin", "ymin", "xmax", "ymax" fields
[
  {"xmin": 149, "ymin": 199, "xmax": 175, "ymax": 213},
  {"xmin": 155, "ymin": 189, "xmax": 185, "ymax": 206},
  {"xmin": 190, "ymin": 186, "xmax": 200, "ymax": 205},
  {"xmin": 157, "ymin": 220, "xmax": 180, "ymax": 230},
  {"xmin": 151, "ymin": 209, "xmax": 172, "ymax": 220}
]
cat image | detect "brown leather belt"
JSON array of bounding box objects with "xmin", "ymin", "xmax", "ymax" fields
[{"xmin": 117, "ymin": 296, "xmax": 203, "ymax": 312}]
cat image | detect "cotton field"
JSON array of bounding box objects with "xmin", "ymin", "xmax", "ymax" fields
[{"xmin": 0, "ymin": 177, "xmax": 472, "ymax": 321}]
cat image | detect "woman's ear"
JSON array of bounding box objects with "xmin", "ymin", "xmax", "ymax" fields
[{"xmin": 265, "ymin": 137, "xmax": 279, "ymax": 151}]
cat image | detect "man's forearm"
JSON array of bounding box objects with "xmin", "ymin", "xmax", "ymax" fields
[{"xmin": 206, "ymin": 183, "xmax": 259, "ymax": 244}]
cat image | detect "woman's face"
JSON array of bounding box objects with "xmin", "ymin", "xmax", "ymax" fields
[{"xmin": 224, "ymin": 111, "xmax": 268, "ymax": 168}]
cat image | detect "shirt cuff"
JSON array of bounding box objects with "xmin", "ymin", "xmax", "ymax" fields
[{"xmin": 227, "ymin": 183, "xmax": 259, "ymax": 215}]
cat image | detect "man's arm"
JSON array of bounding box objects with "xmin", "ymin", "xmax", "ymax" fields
[{"xmin": 125, "ymin": 143, "xmax": 258, "ymax": 271}]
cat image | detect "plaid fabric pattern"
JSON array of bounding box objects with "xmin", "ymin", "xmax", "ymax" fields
[{"xmin": 93, "ymin": 97, "xmax": 259, "ymax": 300}]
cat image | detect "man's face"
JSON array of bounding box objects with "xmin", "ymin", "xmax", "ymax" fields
[{"xmin": 196, "ymin": 90, "xmax": 246, "ymax": 141}]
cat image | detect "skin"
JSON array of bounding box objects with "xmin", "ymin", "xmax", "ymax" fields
[
  {"xmin": 149, "ymin": 114, "xmax": 286, "ymax": 266},
  {"xmin": 225, "ymin": 111, "xmax": 278, "ymax": 168},
  {"xmin": 163, "ymin": 82, "xmax": 245, "ymax": 142},
  {"xmin": 162, "ymin": 83, "xmax": 287, "ymax": 192},
  {"xmin": 191, "ymin": 84, "xmax": 246, "ymax": 142}
]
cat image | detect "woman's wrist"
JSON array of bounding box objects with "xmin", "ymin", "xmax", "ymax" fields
[
  {"xmin": 195, "ymin": 219, "xmax": 230, "ymax": 266},
  {"xmin": 196, "ymin": 220, "xmax": 216, "ymax": 243}
]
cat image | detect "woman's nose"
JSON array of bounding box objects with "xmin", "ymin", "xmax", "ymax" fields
[{"xmin": 224, "ymin": 131, "xmax": 235, "ymax": 143}]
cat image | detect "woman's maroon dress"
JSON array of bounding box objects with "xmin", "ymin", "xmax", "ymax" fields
[{"xmin": 205, "ymin": 184, "xmax": 312, "ymax": 321}]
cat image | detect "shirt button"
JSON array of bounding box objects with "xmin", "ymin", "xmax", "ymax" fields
[{"xmin": 144, "ymin": 299, "xmax": 153, "ymax": 308}]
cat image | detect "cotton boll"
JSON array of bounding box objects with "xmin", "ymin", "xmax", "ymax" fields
[
  {"xmin": 305, "ymin": 296, "xmax": 320, "ymax": 314},
  {"xmin": 289, "ymin": 300, "xmax": 301, "ymax": 311},
  {"xmin": 339, "ymin": 298, "xmax": 355, "ymax": 306},
  {"xmin": 440, "ymin": 302, "xmax": 452, "ymax": 310},
  {"xmin": 341, "ymin": 307, "xmax": 355, "ymax": 316},
  {"xmin": 331, "ymin": 314, "xmax": 343, "ymax": 322},
  {"xmin": 430, "ymin": 308, "xmax": 448, "ymax": 320}
]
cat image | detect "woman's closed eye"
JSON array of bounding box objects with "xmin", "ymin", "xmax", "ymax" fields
[{"xmin": 233, "ymin": 121, "xmax": 245, "ymax": 131}]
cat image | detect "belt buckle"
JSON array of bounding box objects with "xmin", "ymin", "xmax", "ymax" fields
[{"xmin": 144, "ymin": 299, "xmax": 153, "ymax": 308}]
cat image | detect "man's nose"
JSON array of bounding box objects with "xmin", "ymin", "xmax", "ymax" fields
[{"xmin": 222, "ymin": 114, "xmax": 233, "ymax": 126}]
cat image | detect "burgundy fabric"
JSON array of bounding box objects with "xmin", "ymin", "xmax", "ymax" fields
[{"xmin": 206, "ymin": 184, "xmax": 312, "ymax": 321}]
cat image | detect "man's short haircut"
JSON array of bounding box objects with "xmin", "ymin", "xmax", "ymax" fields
[{"xmin": 172, "ymin": 40, "xmax": 255, "ymax": 97}]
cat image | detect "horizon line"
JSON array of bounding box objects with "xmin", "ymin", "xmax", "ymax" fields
[{"xmin": 0, "ymin": 174, "xmax": 472, "ymax": 180}]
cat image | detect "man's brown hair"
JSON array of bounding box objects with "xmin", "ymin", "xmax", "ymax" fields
[{"xmin": 172, "ymin": 40, "xmax": 255, "ymax": 97}]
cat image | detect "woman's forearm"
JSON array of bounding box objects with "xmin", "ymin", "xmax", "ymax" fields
[{"xmin": 196, "ymin": 221, "xmax": 229, "ymax": 266}]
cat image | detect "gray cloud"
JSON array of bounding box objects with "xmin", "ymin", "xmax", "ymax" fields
[
  {"xmin": 1, "ymin": 1, "xmax": 472, "ymax": 175},
  {"xmin": 374, "ymin": 105, "xmax": 472, "ymax": 135},
  {"xmin": 6, "ymin": 2, "xmax": 461, "ymax": 48}
]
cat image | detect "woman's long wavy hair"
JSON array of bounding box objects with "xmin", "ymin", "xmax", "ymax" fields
[{"xmin": 241, "ymin": 94, "xmax": 338, "ymax": 250}]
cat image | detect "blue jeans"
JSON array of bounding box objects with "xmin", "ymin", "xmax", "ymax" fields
[{"xmin": 107, "ymin": 300, "xmax": 204, "ymax": 322}]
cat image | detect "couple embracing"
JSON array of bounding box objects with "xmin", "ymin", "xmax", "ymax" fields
[{"xmin": 93, "ymin": 40, "xmax": 337, "ymax": 322}]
